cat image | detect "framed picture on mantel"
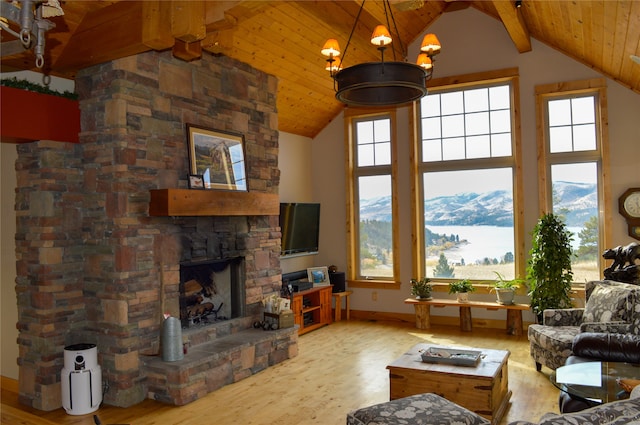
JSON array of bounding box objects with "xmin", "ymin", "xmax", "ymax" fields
[
  {"xmin": 188, "ymin": 174, "xmax": 205, "ymax": 189},
  {"xmin": 186, "ymin": 124, "xmax": 248, "ymax": 191}
]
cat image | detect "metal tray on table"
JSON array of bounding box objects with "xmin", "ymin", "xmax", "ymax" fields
[{"xmin": 420, "ymin": 346, "xmax": 482, "ymax": 367}]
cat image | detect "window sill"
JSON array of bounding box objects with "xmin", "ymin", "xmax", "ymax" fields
[{"xmin": 348, "ymin": 279, "xmax": 401, "ymax": 290}]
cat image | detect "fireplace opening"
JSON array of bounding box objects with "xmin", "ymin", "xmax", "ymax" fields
[{"xmin": 179, "ymin": 257, "xmax": 245, "ymax": 328}]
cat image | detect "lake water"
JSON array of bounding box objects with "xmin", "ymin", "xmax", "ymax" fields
[
  {"xmin": 427, "ymin": 225, "xmax": 584, "ymax": 265},
  {"xmin": 427, "ymin": 225, "xmax": 514, "ymax": 264}
]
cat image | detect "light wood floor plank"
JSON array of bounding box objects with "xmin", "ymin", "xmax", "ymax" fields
[{"xmin": 1, "ymin": 320, "xmax": 559, "ymax": 424}]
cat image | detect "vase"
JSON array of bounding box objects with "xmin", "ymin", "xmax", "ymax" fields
[
  {"xmin": 495, "ymin": 288, "xmax": 515, "ymax": 305},
  {"xmin": 162, "ymin": 316, "xmax": 184, "ymax": 362},
  {"xmin": 456, "ymin": 292, "xmax": 469, "ymax": 303}
]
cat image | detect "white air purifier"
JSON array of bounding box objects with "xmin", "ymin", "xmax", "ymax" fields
[{"xmin": 61, "ymin": 343, "xmax": 102, "ymax": 415}]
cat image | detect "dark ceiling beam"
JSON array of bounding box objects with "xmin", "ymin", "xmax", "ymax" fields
[{"xmin": 444, "ymin": 1, "xmax": 471, "ymax": 13}]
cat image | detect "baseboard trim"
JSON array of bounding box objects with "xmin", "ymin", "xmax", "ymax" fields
[
  {"xmin": 349, "ymin": 310, "xmax": 533, "ymax": 332},
  {"xmin": 1, "ymin": 375, "xmax": 18, "ymax": 392}
]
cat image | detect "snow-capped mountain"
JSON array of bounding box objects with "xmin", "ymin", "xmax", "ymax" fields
[{"xmin": 359, "ymin": 182, "xmax": 597, "ymax": 227}]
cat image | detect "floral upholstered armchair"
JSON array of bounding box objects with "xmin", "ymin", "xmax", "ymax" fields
[{"xmin": 528, "ymin": 280, "xmax": 640, "ymax": 371}]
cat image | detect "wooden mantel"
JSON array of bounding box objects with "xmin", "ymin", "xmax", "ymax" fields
[{"xmin": 149, "ymin": 189, "xmax": 279, "ymax": 217}]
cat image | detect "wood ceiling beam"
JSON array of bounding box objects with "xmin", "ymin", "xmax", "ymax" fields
[
  {"xmin": 173, "ymin": 40, "xmax": 203, "ymax": 62},
  {"xmin": 53, "ymin": 2, "xmax": 152, "ymax": 73},
  {"xmin": 444, "ymin": 1, "xmax": 471, "ymax": 13},
  {"xmin": 171, "ymin": 1, "xmax": 206, "ymax": 43},
  {"xmin": 53, "ymin": 1, "xmax": 247, "ymax": 72},
  {"xmin": 142, "ymin": 1, "xmax": 174, "ymax": 51},
  {"xmin": 202, "ymin": 30, "xmax": 233, "ymax": 56},
  {"xmin": 171, "ymin": 1, "xmax": 206, "ymax": 61},
  {"xmin": 201, "ymin": 2, "xmax": 273, "ymax": 57},
  {"xmin": 491, "ymin": 0, "xmax": 531, "ymax": 53}
]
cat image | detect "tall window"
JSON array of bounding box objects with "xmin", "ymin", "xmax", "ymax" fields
[
  {"xmin": 346, "ymin": 110, "xmax": 399, "ymax": 286},
  {"xmin": 416, "ymin": 71, "xmax": 523, "ymax": 281},
  {"xmin": 536, "ymin": 79, "xmax": 611, "ymax": 282}
]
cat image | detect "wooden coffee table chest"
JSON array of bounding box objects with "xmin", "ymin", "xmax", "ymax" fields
[{"xmin": 386, "ymin": 343, "xmax": 510, "ymax": 425}]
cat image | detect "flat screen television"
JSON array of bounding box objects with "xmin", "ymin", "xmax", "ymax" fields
[{"xmin": 279, "ymin": 203, "xmax": 320, "ymax": 256}]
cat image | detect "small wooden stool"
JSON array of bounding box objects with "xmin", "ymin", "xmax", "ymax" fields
[{"xmin": 332, "ymin": 291, "xmax": 353, "ymax": 322}]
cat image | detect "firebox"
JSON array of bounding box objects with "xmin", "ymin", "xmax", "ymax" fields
[{"xmin": 179, "ymin": 257, "xmax": 245, "ymax": 328}]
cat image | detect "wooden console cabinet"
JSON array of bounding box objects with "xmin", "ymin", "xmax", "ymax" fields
[{"xmin": 291, "ymin": 286, "xmax": 332, "ymax": 335}]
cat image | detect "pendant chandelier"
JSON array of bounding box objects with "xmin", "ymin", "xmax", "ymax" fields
[
  {"xmin": 0, "ymin": 0, "xmax": 64, "ymax": 69},
  {"xmin": 321, "ymin": 0, "xmax": 441, "ymax": 107}
]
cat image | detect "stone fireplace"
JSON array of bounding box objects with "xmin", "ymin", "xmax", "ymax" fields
[{"xmin": 13, "ymin": 50, "xmax": 297, "ymax": 411}]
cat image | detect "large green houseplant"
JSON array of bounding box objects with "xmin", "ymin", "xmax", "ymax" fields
[{"xmin": 527, "ymin": 213, "xmax": 574, "ymax": 320}]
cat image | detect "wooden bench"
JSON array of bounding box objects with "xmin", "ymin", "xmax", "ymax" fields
[
  {"xmin": 404, "ymin": 298, "xmax": 529, "ymax": 336},
  {"xmin": 332, "ymin": 290, "xmax": 353, "ymax": 321}
]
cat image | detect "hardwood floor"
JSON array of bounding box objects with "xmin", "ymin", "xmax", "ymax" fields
[{"xmin": 2, "ymin": 320, "xmax": 560, "ymax": 424}]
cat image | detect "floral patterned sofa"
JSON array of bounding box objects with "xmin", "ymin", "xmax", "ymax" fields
[
  {"xmin": 527, "ymin": 280, "xmax": 640, "ymax": 371},
  {"xmin": 346, "ymin": 389, "xmax": 640, "ymax": 425}
]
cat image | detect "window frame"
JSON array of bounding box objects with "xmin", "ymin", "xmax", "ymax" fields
[
  {"xmin": 535, "ymin": 78, "xmax": 612, "ymax": 276},
  {"xmin": 411, "ymin": 68, "xmax": 525, "ymax": 283},
  {"xmin": 345, "ymin": 108, "xmax": 401, "ymax": 289}
]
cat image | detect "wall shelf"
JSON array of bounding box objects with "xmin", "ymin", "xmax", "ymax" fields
[
  {"xmin": 0, "ymin": 86, "xmax": 80, "ymax": 144},
  {"xmin": 149, "ymin": 189, "xmax": 279, "ymax": 217}
]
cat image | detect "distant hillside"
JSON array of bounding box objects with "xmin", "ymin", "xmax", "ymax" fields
[
  {"xmin": 552, "ymin": 181, "xmax": 598, "ymax": 226},
  {"xmin": 360, "ymin": 181, "xmax": 597, "ymax": 227},
  {"xmin": 421, "ymin": 190, "xmax": 514, "ymax": 226}
]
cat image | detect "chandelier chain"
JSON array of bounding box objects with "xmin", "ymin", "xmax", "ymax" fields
[
  {"xmin": 340, "ymin": 0, "xmax": 366, "ymax": 69},
  {"xmin": 382, "ymin": 0, "xmax": 401, "ymax": 61}
]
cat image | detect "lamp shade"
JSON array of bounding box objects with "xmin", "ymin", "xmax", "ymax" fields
[
  {"xmin": 416, "ymin": 53, "xmax": 432, "ymax": 70},
  {"xmin": 325, "ymin": 57, "xmax": 342, "ymax": 72},
  {"xmin": 420, "ymin": 33, "xmax": 441, "ymax": 54},
  {"xmin": 371, "ymin": 25, "xmax": 392, "ymax": 46},
  {"xmin": 321, "ymin": 39, "xmax": 341, "ymax": 57}
]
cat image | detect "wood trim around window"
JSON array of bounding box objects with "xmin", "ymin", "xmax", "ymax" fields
[
  {"xmin": 534, "ymin": 77, "xmax": 611, "ymax": 274},
  {"xmin": 411, "ymin": 68, "xmax": 524, "ymax": 282},
  {"xmin": 344, "ymin": 107, "xmax": 401, "ymax": 289}
]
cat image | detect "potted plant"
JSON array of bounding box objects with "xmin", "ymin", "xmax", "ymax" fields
[
  {"xmin": 527, "ymin": 213, "xmax": 574, "ymax": 321},
  {"xmin": 448, "ymin": 279, "xmax": 475, "ymax": 303},
  {"xmin": 410, "ymin": 277, "xmax": 433, "ymax": 300},
  {"xmin": 489, "ymin": 271, "xmax": 524, "ymax": 305}
]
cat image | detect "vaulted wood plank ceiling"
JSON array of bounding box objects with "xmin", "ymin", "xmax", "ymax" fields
[{"xmin": 2, "ymin": 1, "xmax": 639, "ymax": 138}]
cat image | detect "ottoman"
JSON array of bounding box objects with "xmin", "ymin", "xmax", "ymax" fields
[{"xmin": 346, "ymin": 393, "xmax": 489, "ymax": 425}]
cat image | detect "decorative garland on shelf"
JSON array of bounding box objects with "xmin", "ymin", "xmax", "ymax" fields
[{"xmin": 0, "ymin": 77, "xmax": 78, "ymax": 100}]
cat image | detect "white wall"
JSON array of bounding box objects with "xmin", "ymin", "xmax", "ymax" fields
[
  {"xmin": 311, "ymin": 7, "xmax": 640, "ymax": 319},
  {"xmin": 0, "ymin": 71, "xmax": 76, "ymax": 379},
  {"xmin": 277, "ymin": 132, "xmax": 320, "ymax": 274},
  {"xmin": 1, "ymin": 143, "xmax": 19, "ymax": 380}
]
